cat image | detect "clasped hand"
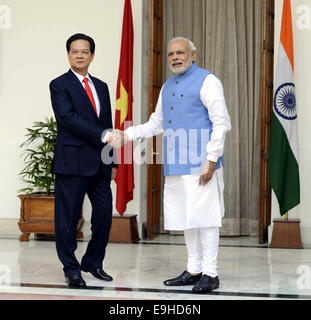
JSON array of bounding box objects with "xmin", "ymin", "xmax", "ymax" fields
[{"xmin": 106, "ymin": 129, "xmax": 129, "ymax": 148}]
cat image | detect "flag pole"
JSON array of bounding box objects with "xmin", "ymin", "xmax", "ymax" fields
[{"xmin": 285, "ymin": 212, "xmax": 289, "ymax": 222}]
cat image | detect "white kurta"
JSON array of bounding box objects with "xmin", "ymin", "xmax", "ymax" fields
[{"xmin": 125, "ymin": 74, "xmax": 231, "ymax": 230}]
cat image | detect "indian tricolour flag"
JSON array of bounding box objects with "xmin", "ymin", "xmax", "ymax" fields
[{"xmin": 269, "ymin": 0, "xmax": 300, "ymax": 216}]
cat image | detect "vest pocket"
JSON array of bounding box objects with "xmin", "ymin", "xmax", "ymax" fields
[{"xmin": 62, "ymin": 138, "xmax": 84, "ymax": 146}]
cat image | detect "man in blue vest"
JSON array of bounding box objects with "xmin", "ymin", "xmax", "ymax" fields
[{"xmin": 106, "ymin": 37, "xmax": 231, "ymax": 294}]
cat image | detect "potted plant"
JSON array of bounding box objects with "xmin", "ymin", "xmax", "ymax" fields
[{"xmin": 18, "ymin": 116, "xmax": 84, "ymax": 241}]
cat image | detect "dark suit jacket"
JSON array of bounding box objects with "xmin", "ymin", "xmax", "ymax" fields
[{"xmin": 49, "ymin": 69, "xmax": 117, "ymax": 177}]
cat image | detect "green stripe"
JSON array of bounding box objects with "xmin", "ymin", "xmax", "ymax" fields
[{"xmin": 269, "ymin": 112, "xmax": 300, "ymax": 216}]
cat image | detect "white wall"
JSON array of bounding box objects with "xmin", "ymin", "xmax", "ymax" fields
[
  {"xmin": 0, "ymin": 0, "xmax": 144, "ymax": 222},
  {"xmin": 269, "ymin": 0, "xmax": 311, "ymax": 246}
]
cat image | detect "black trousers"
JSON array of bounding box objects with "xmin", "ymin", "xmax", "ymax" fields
[{"xmin": 54, "ymin": 165, "xmax": 112, "ymax": 277}]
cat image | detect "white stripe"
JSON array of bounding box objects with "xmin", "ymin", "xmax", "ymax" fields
[{"xmin": 273, "ymin": 43, "xmax": 299, "ymax": 162}]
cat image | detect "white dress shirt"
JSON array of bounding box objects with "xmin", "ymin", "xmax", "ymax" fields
[{"xmin": 71, "ymin": 69, "xmax": 101, "ymax": 117}]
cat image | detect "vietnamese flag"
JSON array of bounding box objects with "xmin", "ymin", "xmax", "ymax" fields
[{"xmin": 114, "ymin": 0, "xmax": 135, "ymax": 215}]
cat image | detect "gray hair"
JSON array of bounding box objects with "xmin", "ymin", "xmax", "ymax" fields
[{"xmin": 168, "ymin": 37, "xmax": 197, "ymax": 52}]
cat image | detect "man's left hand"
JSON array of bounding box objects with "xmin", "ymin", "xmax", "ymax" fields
[
  {"xmin": 111, "ymin": 168, "xmax": 117, "ymax": 181},
  {"xmin": 199, "ymin": 160, "xmax": 216, "ymax": 186}
]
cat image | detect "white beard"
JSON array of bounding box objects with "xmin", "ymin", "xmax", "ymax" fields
[{"xmin": 169, "ymin": 56, "xmax": 193, "ymax": 75}]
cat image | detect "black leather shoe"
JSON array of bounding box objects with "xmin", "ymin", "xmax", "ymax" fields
[
  {"xmin": 81, "ymin": 267, "xmax": 113, "ymax": 281},
  {"xmin": 192, "ymin": 274, "xmax": 220, "ymax": 294},
  {"xmin": 163, "ymin": 271, "xmax": 202, "ymax": 286},
  {"xmin": 65, "ymin": 274, "xmax": 86, "ymax": 288}
]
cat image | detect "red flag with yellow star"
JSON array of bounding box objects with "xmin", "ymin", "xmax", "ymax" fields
[{"xmin": 114, "ymin": 0, "xmax": 134, "ymax": 215}]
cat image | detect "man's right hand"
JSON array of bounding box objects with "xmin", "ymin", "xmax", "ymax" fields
[{"xmin": 106, "ymin": 130, "xmax": 128, "ymax": 148}]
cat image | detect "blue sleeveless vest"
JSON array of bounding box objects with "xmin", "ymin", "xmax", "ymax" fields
[{"xmin": 162, "ymin": 63, "xmax": 224, "ymax": 176}]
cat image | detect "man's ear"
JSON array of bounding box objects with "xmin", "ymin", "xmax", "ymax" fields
[{"xmin": 191, "ymin": 51, "xmax": 196, "ymax": 62}]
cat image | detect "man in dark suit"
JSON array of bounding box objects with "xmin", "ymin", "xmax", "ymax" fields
[{"xmin": 49, "ymin": 33, "xmax": 117, "ymax": 287}]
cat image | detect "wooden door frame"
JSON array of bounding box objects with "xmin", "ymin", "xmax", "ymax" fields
[
  {"xmin": 146, "ymin": 0, "xmax": 163, "ymax": 239},
  {"xmin": 259, "ymin": 0, "xmax": 275, "ymax": 243}
]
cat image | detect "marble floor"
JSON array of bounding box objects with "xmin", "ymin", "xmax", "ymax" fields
[{"xmin": 0, "ymin": 219, "xmax": 311, "ymax": 301}]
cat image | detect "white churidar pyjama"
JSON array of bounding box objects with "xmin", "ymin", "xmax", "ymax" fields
[{"xmin": 184, "ymin": 227, "xmax": 219, "ymax": 277}]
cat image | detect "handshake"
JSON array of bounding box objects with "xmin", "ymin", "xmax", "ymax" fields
[{"xmin": 105, "ymin": 129, "xmax": 129, "ymax": 148}]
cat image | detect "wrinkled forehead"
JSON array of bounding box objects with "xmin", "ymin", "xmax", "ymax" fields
[{"xmin": 168, "ymin": 40, "xmax": 190, "ymax": 53}]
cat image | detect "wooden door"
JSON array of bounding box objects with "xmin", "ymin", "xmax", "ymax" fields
[
  {"xmin": 146, "ymin": 0, "xmax": 163, "ymax": 239},
  {"xmin": 259, "ymin": 0, "xmax": 275, "ymax": 244}
]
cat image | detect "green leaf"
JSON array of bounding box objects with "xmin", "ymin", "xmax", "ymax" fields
[{"xmin": 18, "ymin": 116, "xmax": 57, "ymax": 195}]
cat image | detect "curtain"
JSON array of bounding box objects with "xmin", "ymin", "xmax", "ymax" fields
[{"xmin": 163, "ymin": 0, "xmax": 262, "ymax": 236}]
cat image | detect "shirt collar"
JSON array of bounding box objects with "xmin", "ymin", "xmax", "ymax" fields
[{"xmin": 71, "ymin": 69, "xmax": 93, "ymax": 85}]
